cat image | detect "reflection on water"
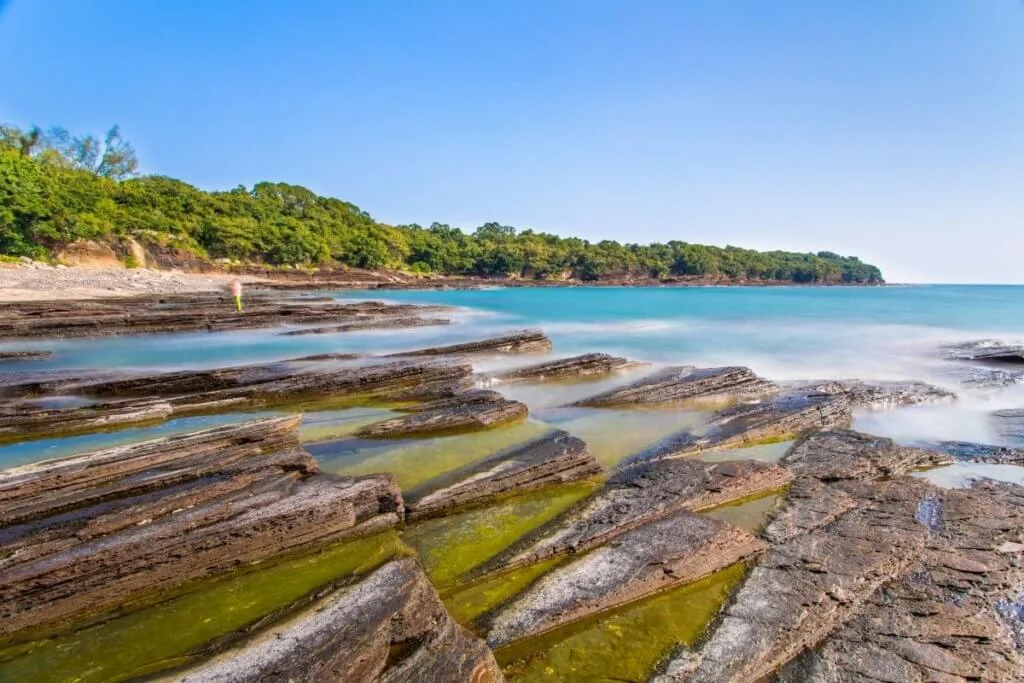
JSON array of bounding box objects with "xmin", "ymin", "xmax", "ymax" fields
[
  {"xmin": 309, "ymin": 420, "xmax": 554, "ymax": 490},
  {"xmin": 298, "ymin": 406, "xmax": 401, "ymax": 443},
  {"xmin": 493, "ymin": 367, "xmax": 653, "ymax": 411},
  {"xmin": 442, "ymin": 557, "xmax": 566, "ymax": 629},
  {"xmin": 913, "ymin": 462, "xmax": 1024, "ymax": 488},
  {"xmin": 497, "ymin": 561, "xmax": 748, "ymax": 682},
  {"xmin": 403, "ymin": 482, "xmax": 597, "ymax": 588},
  {"xmin": 0, "ymin": 532, "xmax": 408, "ymax": 683}
]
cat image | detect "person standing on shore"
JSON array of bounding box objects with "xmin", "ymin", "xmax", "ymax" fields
[{"xmin": 230, "ymin": 279, "xmax": 243, "ymax": 312}]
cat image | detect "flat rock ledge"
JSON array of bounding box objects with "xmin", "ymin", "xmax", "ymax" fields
[
  {"xmin": 406, "ymin": 430, "xmax": 603, "ymax": 521},
  {"xmin": 0, "ymin": 417, "xmax": 404, "ymax": 639},
  {"xmin": 486, "ymin": 511, "xmax": 765, "ymax": 648},
  {"xmin": 944, "ymin": 339, "xmax": 1024, "ymax": 364},
  {"xmin": 480, "ymin": 458, "xmax": 790, "ymax": 575},
  {"xmin": 791, "ymin": 378, "xmax": 958, "ymax": 410},
  {"xmin": 385, "ymin": 330, "xmax": 553, "ymax": 357},
  {"xmin": 780, "ymin": 429, "xmax": 952, "ymax": 481},
  {"xmin": 483, "ymin": 353, "xmax": 642, "ymax": 385},
  {"xmin": 574, "ymin": 365, "xmax": 775, "ymax": 407},
  {"xmin": 163, "ymin": 558, "xmax": 504, "ymax": 683},
  {"xmin": 356, "ymin": 390, "xmax": 529, "ymax": 438},
  {"xmin": 279, "ymin": 316, "xmax": 451, "ymax": 335},
  {"xmin": 0, "ymin": 295, "xmax": 451, "ymax": 340},
  {"xmin": 0, "ymin": 359, "xmax": 474, "ymax": 440},
  {"xmin": 0, "ymin": 350, "xmax": 51, "ymax": 362},
  {"xmin": 626, "ymin": 389, "xmax": 852, "ymax": 465}
]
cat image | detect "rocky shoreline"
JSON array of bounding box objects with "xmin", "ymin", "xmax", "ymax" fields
[{"xmin": 0, "ymin": 289, "xmax": 1021, "ymax": 682}]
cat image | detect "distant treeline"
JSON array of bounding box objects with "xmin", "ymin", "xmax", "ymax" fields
[{"xmin": 0, "ymin": 124, "xmax": 883, "ymax": 283}]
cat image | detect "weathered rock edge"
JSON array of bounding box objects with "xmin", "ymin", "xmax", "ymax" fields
[
  {"xmin": 574, "ymin": 365, "xmax": 775, "ymax": 407},
  {"xmin": 162, "ymin": 558, "xmax": 504, "ymax": 683}
]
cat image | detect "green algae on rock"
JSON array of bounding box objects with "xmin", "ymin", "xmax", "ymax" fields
[
  {"xmin": 402, "ymin": 481, "xmax": 598, "ymax": 588},
  {"xmin": 0, "ymin": 531, "xmax": 409, "ymax": 683},
  {"xmin": 496, "ymin": 561, "xmax": 749, "ymax": 682}
]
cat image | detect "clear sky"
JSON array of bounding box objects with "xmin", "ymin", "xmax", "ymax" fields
[{"xmin": 1, "ymin": 1, "xmax": 1022, "ymax": 283}]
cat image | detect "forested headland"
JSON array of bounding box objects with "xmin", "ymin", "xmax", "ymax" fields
[{"xmin": 0, "ymin": 124, "xmax": 883, "ymax": 284}]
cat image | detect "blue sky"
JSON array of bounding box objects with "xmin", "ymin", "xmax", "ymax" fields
[{"xmin": 1, "ymin": 1, "xmax": 1022, "ymax": 283}]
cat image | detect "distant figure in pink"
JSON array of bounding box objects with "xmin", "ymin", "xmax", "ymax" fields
[{"xmin": 230, "ymin": 279, "xmax": 243, "ymax": 312}]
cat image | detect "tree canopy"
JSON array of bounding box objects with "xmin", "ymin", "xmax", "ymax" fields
[{"xmin": 0, "ymin": 123, "xmax": 883, "ymax": 284}]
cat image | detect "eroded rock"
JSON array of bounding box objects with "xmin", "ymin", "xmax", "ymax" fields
[
  {"xmin": 484, "ymin": 353, "xmax": 641, "ymax": 384},
  {"xmin": 406, "ymin": 430, "xmax": 602, "ymax": 520},
  {"xmin": 386, "ymin": 330, "xmax": 553, "ymax": 357},
  {"xmin": 0, "ymin": 350, "xmax": 51, "ymax": 362},
  {"xmin": 794, "ymin": 379, "xmax": 957, "ymax": 410},
  {"xmin": 280, "ymin": 316, "xmax": 451, "ymax": 335},
  {"xmin": 486, "ymin": 512, "xmax": 765, "ymax": 647},
  {"xmin": 355, "ymin": 390, "xmax": 528, "ymax": 438},
  {"xmin": 945, "ymin": 340, "xmax": 1024, "ymax": 365},
  {"xmin": 574, "ymin": 365, "xmax": 774, "ymax": 407},
  {"xmin": 165, "ymin": 558, "xmax": 504, "ymax": 683},
  {"xmin": 0, "ymin": 417, "xmax": 404, "ymax": 638},
  {"xmin": 780, "ymin": 429, "xmax": 951, "ymax": 481},
  {"xmin": 481, "ymin": 458, "xmax": 790, "ymax": 574}
]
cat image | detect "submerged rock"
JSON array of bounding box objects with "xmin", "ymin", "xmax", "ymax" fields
[
  {"xmin": 486, "ymin": 511, "xmax": 765, "ymax": 647},
  {"xmin": 659, "ymin": 478, "xmax": 934, "ymax": 682},
  {"xmin": 386, "ymin": 330, "xmax": 553, "ymax": 357},
  {"xmin": 945, "ymin": 365, "xmax": 1024, "ymax": 388},
  {"xmin": 992, "ymin": 408, "xmax": 1024, "ymax": 445},
  {"xmin": 166, "ymin": 558, "xmax": 504, "ymax": 683},
  {"xmin": 945, "ymin": 339, "xmax": 1024, "ymax": 364},
  {"xmin": 574, "ymin": 365, "xmax": 774, "ymax": 407},
  {"xmin": 406, "ymin": 430, "xmax": 602, "ymax": 520},
  {"xmin": 0, "ymin": 417, "xmax": 404, "ymax": 638},
  {"xmin": 355, "ymin": 390, "xmax": 528, "ymax": 438},
  {"xmin": 481, "ymin": 458, "xmax": 790, "ymax": 574},
  {"xmin": 780, "ymin": 429, "xmax": 951, "ymax": 481},
  {"xmin": 924, "ymin": 439, "xmax": 1024, "ymax": 464},
  {"xmin": 484, "ymin": 353, "xmax": 641, "ymax": 384}
]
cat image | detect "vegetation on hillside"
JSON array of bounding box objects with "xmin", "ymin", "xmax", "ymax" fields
[{"xmin": 0, "ymin": 124, "xmax": 883, "ymax": 283}]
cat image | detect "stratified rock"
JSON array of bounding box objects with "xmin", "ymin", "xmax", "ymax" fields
[
  {"xmin": 484, "ymin": 353, "xmax": 641, "ymax": 384},
  {"xmin": 0, "ymin": 418, "xmax": 404, "ymax": 638},
  {"xmin": 280, "ymin": 316, "xmax": 451, "ymax": 335},
  {"xmin": 0, "ymin": 399, "xmax": 173, "ymax": 442},
  {"xmin": 945, "ymin": 339, "xmax": 1024, "ymax": 364},
  {"xmin": 355, "ymin": 390, "xmax": 528, "ymax": 438},
  {"xmin": 775, "ymin": 481, "xmax": 1024, "ymax": 683},
  {"xmin": 946, "ymin": 365, "xmax": 1024, "ymax": 388},
  {"xmin": 481, "ymin": 458, "xmax": 789, "ymax": 574},
  {"xmin": 659, "ymin": 478, "xmax": 934, "ymax": 683},
  {"xmin": 574, "ymin": 366, "xmax": 774, "ymax": 407},
  {"xmin": 0, "ymin": 296, "xmax": 452, "ymax": 340},
  {"xmin": 992, "ymin": 408, "xmax": 1024, "ymax": 445},
  {"xmin": 925, "ymin": 439, "xmax": 1024, "ymax": 464},
  {"xmin": 780, "ymin": 429, "xmax": 951, "ymax": 481},
  {"xmin": 386, "ymin": 330, "xmax": 553, "ymax": 357},
  {"xmin": 165, "ymin": 558, "xmax": 504, "ymax": 683},
  {"xmin": 406, "ymin": 430, "xmax": 602, "ymax": 520},
  {"xmin": 0, "ymin": 350, "xmax": 51, "ymax": 362},
  {"xmin": 794, "ymin": 379, "xmax": 957, "ymax": 410},
  {"xmin": 627, "ymin": 390, "xmax": 851, "ymax": 464},
  {"xmin": 486, "ymin": 512, "xmax": 765, "ymax": 647}
]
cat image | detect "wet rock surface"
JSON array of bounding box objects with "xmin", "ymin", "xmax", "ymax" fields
[
  {"xmin": 0, "ymin": 398, "xmax": 174, "ymax": 442},
  {"xmin": 482, "ymin": 458, "xmax": 790, "ymax": 574},
  {"xmin": 0, "ymin": 417, "xmax": 404, "ymax": 639},
  {"xmin": 925, "ymin": 439, "xmax": 1024, "ymax": 464},
  {"xmin": 356, "ymin": 390, "xmax": 529, "ymax": 438},
  {"xmin": 279, "ymin": 316, "xmax": 451, "ymax": 335},
  {"xmin": 164, "ymin": 558, "xmax": 504, "ymax": 683},
  {"xmin": 575, "ymin": 365, "xmax": 775, "ymax": 407},
  {"xmin": 406, "ymin": 430, "xmax": 602, "ymax": 520},
  {"xmin": 385, "ymin": 329, "xmax": 553, "ymax": 357},
  {"xmin": 793, "ymin": 379, "xmax": 957, "ymax": 410},
  {"xmin": 628, "ymin": 389, "xmax": 852, "ymax": 464},
  {"xmin": 486, "ymin": 511, "xmax": 765, "ymax": 648},
  {"xmin": 484, "ymin": 353, "xmax": 641, "ymax": 384},
  {"xmin": 945, "ymin": 339, "xmax": 1024, "ymax": 364},
  {"xmin": 780, "ymin": 429, "xmax": 951, "ymax": 481},
  {"xmin": 0, "ymin": 350, "xmax": 51, "ymax": 362},
  {"xmin": 659, "ymin": 478, "xmax": 935, "ymax": 682}
]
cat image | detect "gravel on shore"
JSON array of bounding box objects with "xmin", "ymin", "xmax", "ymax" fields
[{"xmin": 0, "ymin": 263, "xmax": 264, "ymax": 301}]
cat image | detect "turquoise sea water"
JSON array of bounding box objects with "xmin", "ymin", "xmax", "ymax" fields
[{"xmin": 3, "ymin": 284, "xmax": 1024, "ymax": 454}]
